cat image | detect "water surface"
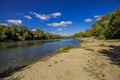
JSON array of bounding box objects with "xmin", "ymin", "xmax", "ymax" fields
[{"xmin": 0, "ymin": 39, "xmax": 80, "ymax": 74}]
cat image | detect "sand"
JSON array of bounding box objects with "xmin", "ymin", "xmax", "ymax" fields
[{"xmin": 3, "ymin": 37, "xmax": 120, "ymax": 80}]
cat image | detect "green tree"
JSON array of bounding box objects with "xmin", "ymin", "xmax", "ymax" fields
[
  {"xmin": 9, "ymin": 25, "xmax": 19, "ymax": 40},
  {"xmin": 23, "ymin": 31, "xmax": 33, "ymax": 40},
  {"xmin": 0, "ymin": 25, "xmax": 62, "ymax": 42},
  {"xmin": 105, "ymin": 8, "xmax": 120, "ymax": 39},
  {"xmin": 32, "ymin": 29, "xmax": 44, "ymax": 39},
  {"xmin": 0, "ymin": 25, "xmax": 9, "ymax": 41}
]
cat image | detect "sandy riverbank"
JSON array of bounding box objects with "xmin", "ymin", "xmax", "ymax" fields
[{"xmin": 3, "ymin": 38, "xmax": 120, "ymax": 80}]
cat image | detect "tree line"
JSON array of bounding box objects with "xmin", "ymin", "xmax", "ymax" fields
[
  {"xmin": 0, "ymin": 25, "xmax": 62, "ymax": 42},
  {"xmin": 71, "ymin": 7, "xmax": 120, "ymax": 39}
]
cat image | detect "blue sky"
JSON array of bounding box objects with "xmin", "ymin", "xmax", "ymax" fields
[{"xmin": 0, "ymin": 0, "xmax": 120, "ymax": 36}]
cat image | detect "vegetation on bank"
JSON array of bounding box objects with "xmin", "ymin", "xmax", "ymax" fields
[
  {"xmin": 71, "ymin": 8, "xmax": 120, "ymax": 39},
  {"xmin": 0, "ymin": 25, "xmax": 62, "ymax": 42},
  {"xmin": 57, "ymin": 46, "xmax": 75, "ymax": 53}
]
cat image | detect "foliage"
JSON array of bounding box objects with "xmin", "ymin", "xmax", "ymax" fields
[
  {"xmin": 105, "ymin": 8, "xmax": 120, "ymax": 39},
  {"xmin": 57, "ymin": 46, "xmax": 74, "ymax": 53},
  {"xmin": 0, "ymin": 25, "xmax": 62, "ymax": 42},
  {"xmin": 71, "ymin": 7, "xmax": 120, "ymax": 39}
]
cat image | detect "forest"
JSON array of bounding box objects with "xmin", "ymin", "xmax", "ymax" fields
[
  {"xmin": 0, "ymin": 25, "xmax": 62, "ymax": 42},
  {"xmin": 71, "ymin": 8, "xmax": 120, "ymax": 39}
]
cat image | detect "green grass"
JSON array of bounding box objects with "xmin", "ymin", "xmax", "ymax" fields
[{"xmin": 57, "ymin": 46, "xmax": 74, "ymax": 53}]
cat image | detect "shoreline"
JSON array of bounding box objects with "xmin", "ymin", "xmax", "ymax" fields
[
  {"xmin": 2, "ymin": 37, "xmax": 120, "ymax": 80},
  {"xmin": 0, "ymin": 39, "xmax": 80, "ymax": 78}
]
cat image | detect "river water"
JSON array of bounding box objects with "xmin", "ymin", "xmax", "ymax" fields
[{"xmin": 0, "ymin": 39, "xmax": 80, "ymax": 75}]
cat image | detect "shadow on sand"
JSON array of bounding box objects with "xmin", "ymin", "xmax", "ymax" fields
[
  {"xmin": 0, "ymin": 65, "xmax": 26, "ymax": 79},
  {"xmin": 4, "ymin": 75, "xmax": 25, "ymax": 80},
  {"xmin": 99, "ymin": 46, "xmax": 120, "ymax": 66}
]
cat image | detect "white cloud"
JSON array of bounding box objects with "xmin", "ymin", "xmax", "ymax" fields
[
  {"xmin": 24, "ymin": 15, "xmax": 32, "ymax": 20},
  {"xmin": 30, "ymin": 12, "xmax": 61, "ymax": 21},
  {"xmin": 36, "ymin": 14, "xmax": 50, "ymax": 20},
  {"xmin": 57, "ymin": 28, "xmax": 62, "ymax": 31},
  {"xmin": 47, "ymin": 21, "xmax": 72, "ymax": 27},
  {"xmin": 6, "ymin": 19, "xmax": 22, "ymax": 25},
  {"xmin": 52, "ymin": 12, "xmax": 61, "ymax": 18},
  {"xmin": 94, "ymin": 15, "xmax": 100, "ymax": 18},
  {"xmin": 31, "ymin": 29, "xmax": 36, "ymax": 31},
  {"xmin": 94, "ymin": 15, "xmax": 102, "ymax": 21},
  {"xmin": 85, "ymin": 18, "xmax": 92, "ymax": 22},
  {"xmin": 0, "ymin": 23, "xmax": 8, "ymax": 26},
  {"xmin": 30, "ymin": 12, "xmax": 34, "ymax": 15},
  {"xmin": 96, "ymin": 17, "xmax": 101, "ymax": 21}
]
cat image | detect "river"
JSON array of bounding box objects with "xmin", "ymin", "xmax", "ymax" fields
[{"xmin": 0, "ymin": 38, "xmax": 80, "ymax": 77}]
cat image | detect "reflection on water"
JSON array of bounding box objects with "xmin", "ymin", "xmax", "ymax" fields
[
  {"xmin": 0, "ymin": 39, "xmax": 80, "ymax": 74},
  {"xmin": 0, "ymin": 39, "xmax": 60, "ymax": 50}
]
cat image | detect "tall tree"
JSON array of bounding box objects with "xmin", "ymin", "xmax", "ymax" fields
[
  {"xmin": 106, "ymin": 8, "xmax": 120, "ymax": 39},
  {"xmin": 32, "ymin": 29, "xmax": 44, "ymax": 39},
  {"xmin": 9, "ymin": 25, "xmax": 19, "ymax": 40}
]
